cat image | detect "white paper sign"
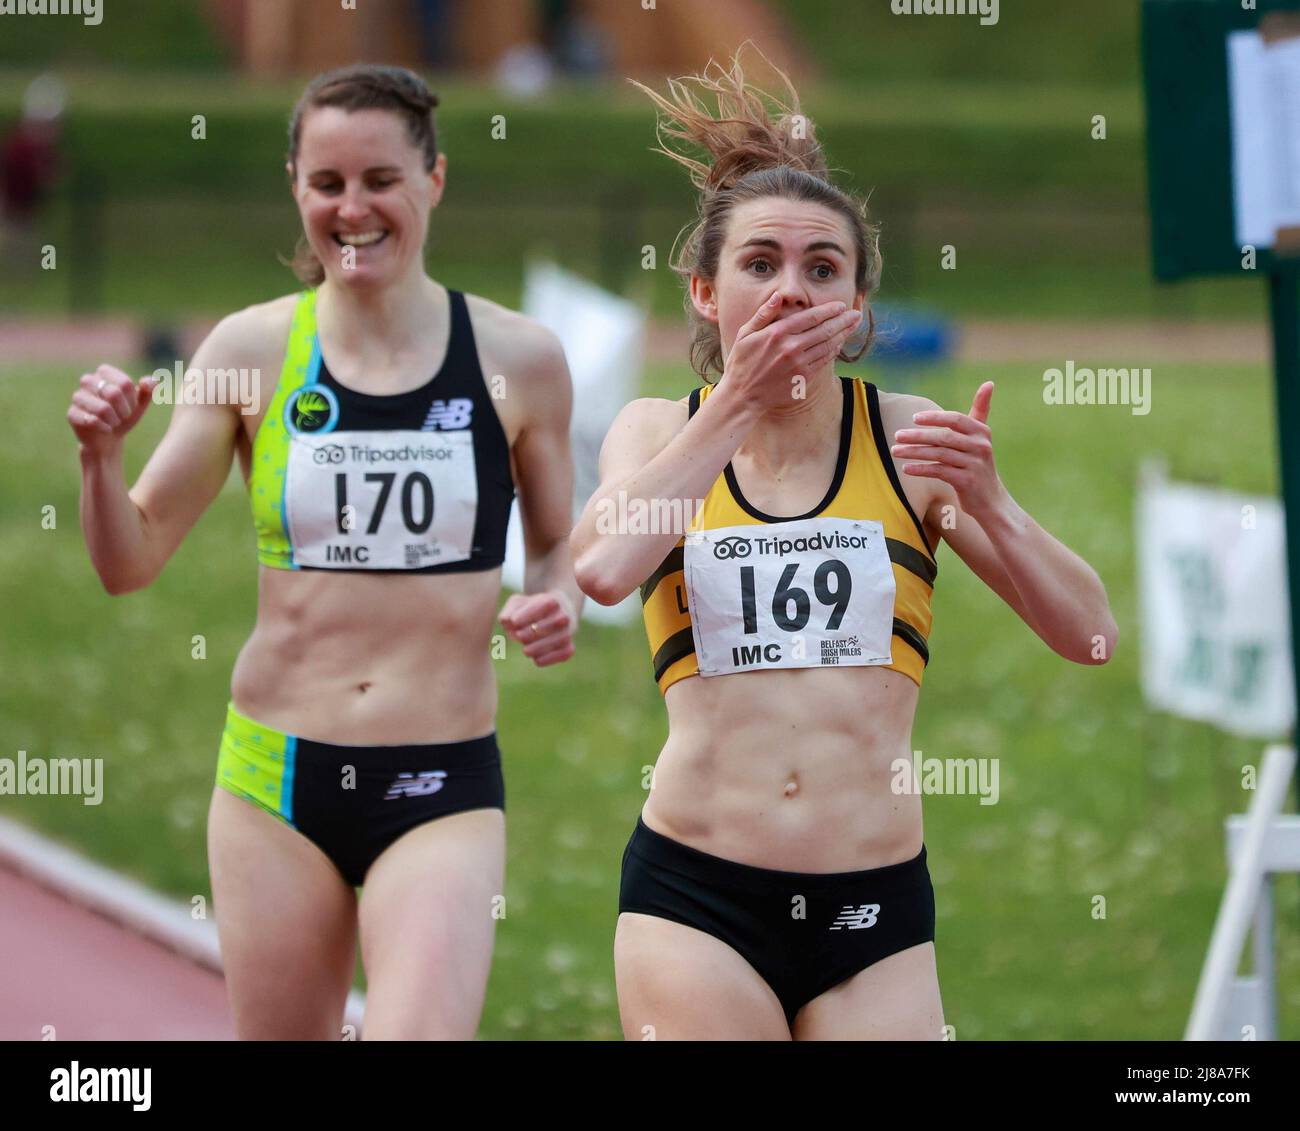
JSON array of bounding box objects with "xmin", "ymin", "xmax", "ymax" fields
[
  {"xmin": 502, "ymin": 261, "xmax": 646, "ymax": 624},
  {"xmin": 1228, "ymin": 31, "xmax": 1300, "ymax": 250},
  {"xmin": 1137, "ymin": 459, "xmax": 1294, "ymax": 737}
]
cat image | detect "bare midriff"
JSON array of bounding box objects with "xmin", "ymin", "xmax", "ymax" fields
[
  {"xmin": 229, "ymin": 565, "xmax": 503, "ymax": 745},
  {"xmin": 645, "ymin": 664, "xmax": 924, "ymax": 873}
]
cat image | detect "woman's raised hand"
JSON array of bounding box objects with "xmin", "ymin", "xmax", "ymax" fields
[
  {"xmin": 68, "ymin": 365, "xmax": 159, "ymax": 455},
  {"xmin": 720, "ymin": 290, "xmax": 862, "ymax": 411}
]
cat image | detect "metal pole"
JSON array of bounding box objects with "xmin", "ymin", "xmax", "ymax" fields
[
  {"xmin": 1251, "ymin": 874, "xmax": 1277, "ymax": 1040},
  {"xmin": 1269, "ymin": 262, "xmax": 1300, "ymax": 790},
  {"xmin": 1186, "ymin": 743, "xmax": 1295, "ymax": 1038}
]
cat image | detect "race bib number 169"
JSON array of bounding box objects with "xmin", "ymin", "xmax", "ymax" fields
[{"xmin": 683, "ymin": 518, "xmax": 896, "ymax": 676}]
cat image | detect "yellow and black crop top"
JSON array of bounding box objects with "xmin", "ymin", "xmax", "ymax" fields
[{"xmin": 641, "ymin": 376, "xmax": 937, "ymax": 694}]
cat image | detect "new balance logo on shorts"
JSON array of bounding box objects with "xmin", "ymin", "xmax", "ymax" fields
[
  {"xmin": 422, "ymin": 397, "xmax": 473, "ymax": 430},
  {"xmin": 830, "ymin": 903, "xmax": 880, "ymax": 930},
  {"xmin": 384, "ymin": 771, "xmax": 447, "ymax": 799}
]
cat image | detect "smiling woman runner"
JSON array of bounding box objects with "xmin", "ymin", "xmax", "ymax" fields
[
  {"xmin": 68, "ymin": 64, "xmax": 583, "ymax": 1040},
  {"xmin": 571, "ymin": 48, "xmax": 1119, "ymax": 1041}
]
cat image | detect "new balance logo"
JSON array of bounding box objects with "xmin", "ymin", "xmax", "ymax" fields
[
  {"xmin": 423, "ymin": 397, "xmax": 473, "ymax": 430},
  {"xmin": 384, "ymin": 771, "xmax": 447, "ymax": 799},
  {"xmin": 829, "ymin": 903, "xmax": 880, "ymax": 930}
]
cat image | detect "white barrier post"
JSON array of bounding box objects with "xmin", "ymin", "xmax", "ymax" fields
[{"xmin": 1185, "ymin": 743, "xmax": 1296, "ymax": 1040}]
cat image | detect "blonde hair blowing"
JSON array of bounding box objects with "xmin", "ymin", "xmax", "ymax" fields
[{"xmin": 631, "ymin": 44, "xmax": 880, "ymax": 380}]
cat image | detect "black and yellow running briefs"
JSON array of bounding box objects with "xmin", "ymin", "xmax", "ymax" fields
[{"xmin": 641, "ymin": 377, "xmax": 938, "ymax": 693}]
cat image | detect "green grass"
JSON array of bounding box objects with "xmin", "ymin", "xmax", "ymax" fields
[
  {"xmin": 0, "ymin": 0, "xmax": 226, "ymax": 69},
  {"xmin": 2, "ymin": 354, "xmax": 1295, "ymax": 1039},
  {"xmin": 776, "ymin": 0, "xmax": 1143, "ymax": 85}
]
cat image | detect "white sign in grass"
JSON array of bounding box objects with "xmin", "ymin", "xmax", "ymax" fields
[{"xmin": 1137, "ymin": 459, "xmax": 1294, "ymax": 737}]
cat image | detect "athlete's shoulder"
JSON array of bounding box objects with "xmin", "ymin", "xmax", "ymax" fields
[
  {"xmin": 607, "ymin": 395, "xmax": 689, "ymax": 449},
  {"xmin": 593, "ymin": 396, "xmax": 686, "ymax": 479},
  {"xmin": 876, "ymin": 385, "xmax": 944, "ymax": 417},
  {"xmin": 461, "ymin": 291, "xmax": 566, "ymax": 378},
  {"xmin": 875, "ymin": 385, "xmax": 946, "ymax": 433},
  {"xmin": 873, "ymin": 384, "xmax": 950, "ymax": 526},
  {"xmin": 197, "ymin": 292, "xmax": 301, "ymax": 369}
]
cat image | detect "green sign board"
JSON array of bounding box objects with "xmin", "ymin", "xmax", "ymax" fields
[
  {"xmin": 1145, "ymin": 0, "xmax": 1300, "ymax": 759},
  {"xmin": 1143, "ymin": 0, "xmax": 1300, "ymax": 281}
]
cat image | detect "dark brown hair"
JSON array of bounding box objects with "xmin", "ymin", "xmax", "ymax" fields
[
  {"xmin": 284, "ymin": 64, "xmax": 440, "ymax": 286},
  {"xmin": 630, "ymin": 45, "xmax": 881, "ymax": 381}
]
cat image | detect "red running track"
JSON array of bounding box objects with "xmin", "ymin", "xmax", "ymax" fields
[{"xmin": 0, "ymin": 865, "xmax": 235, "ymax": 1040}]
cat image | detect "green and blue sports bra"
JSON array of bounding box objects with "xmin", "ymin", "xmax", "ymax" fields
[{"xmin": 248, "ymin": 288, "xmax": 515, "ymax": 572}]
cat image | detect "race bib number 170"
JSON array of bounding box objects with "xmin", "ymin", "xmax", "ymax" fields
[
  {"xmin": 683, "ymin": 518, "xmax": 896, "ymax": 676},
  {"xmin": 284, "ymin": 429, "xmax": 477, "ymax": 569}
]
